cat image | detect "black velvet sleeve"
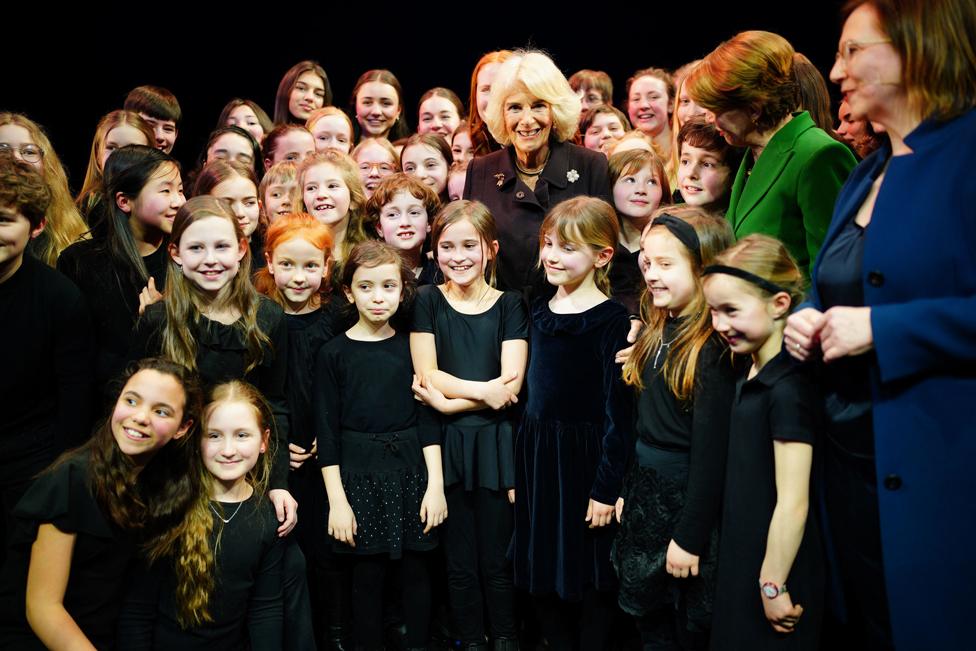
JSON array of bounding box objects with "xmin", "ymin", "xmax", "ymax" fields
[
  {"xmin": 590, "ymin": 315, "xmax": 636, "ymax": 505},
  {"xmin": 671, "ymin": 338, "xmax": 738, "ymax": 555}
]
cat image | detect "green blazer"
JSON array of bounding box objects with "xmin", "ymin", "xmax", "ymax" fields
[{"xmin": 725, "ymin": 111, "xmax": 856, "ymax": 276}]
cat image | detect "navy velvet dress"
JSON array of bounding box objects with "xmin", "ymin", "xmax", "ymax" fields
[{"xmin": 512, "ymin": 299, "xmax": 634, "ymax": 601}]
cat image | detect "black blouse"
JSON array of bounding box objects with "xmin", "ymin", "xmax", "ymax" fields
[
  {"xmin": 130, "ymin": 298, "xmax": 291, "ymax": 489},
  {"xmin": 635, "ymin": 320, "xmax": 740, "ymax": 555}
]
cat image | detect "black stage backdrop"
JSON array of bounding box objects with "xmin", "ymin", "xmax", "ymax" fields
[{"xmin": 2, "ymin": 2, "xmax": 846, "ymax": 188}]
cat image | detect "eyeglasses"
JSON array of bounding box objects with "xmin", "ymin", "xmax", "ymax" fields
[
  {"xmin": 358, "ymin": 162, "xmax": 396, "ymax": 174},
  {"xmin": 0, "ymin": 143, "xmax": 44, "ymax": 164},
  {"xmin": 835, "ymin": 39, "xmax": 892, "ymax": 63}
]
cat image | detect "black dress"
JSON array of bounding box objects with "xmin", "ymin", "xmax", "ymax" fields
[
  {"xmin": 0, "ymin": 453, "xmax": 135, "ymax": 650},
  {"xmin": 57, "ymin": 240, "xmax": 168, "ymax": 394},
  {"xmin": 710, "ymin": 351, "xmax": 824, "ymax": 649},
  {"xmin": 513, "ymin": 299, "xmax": 634, "ymax": 600},
  {"xmin": 607, "ymin": 244, "xmax": 644, "ymax": 316},
  {"xmin": 411, "ymin": 285, "xmax": 528, "ymax": 491},
  {"xmin": 314, "ymin": 333, "xmax": 439, "ymax": 558},
  {"xmin": 117, "ymin": 494, "xmax": 284, "ymax": 650},
  {"xmin": 611, "ymin": 322, "xmax": 738, "ymax": 630}
]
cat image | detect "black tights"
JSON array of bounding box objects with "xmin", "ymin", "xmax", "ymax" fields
[
  {"xmin": 637, "ymin": 607, "xmax": 709, "ymax": 651},
  {"xmin": 443, "ymin": 486, "xmax": 517, "ymax": 643},
  {"xmin": 351, "ymin": 552, "xmax": 430, "ymax": 649},
  {"xmin": 533, "ymin": 589, "xmax": 616, "ymax": 651}
]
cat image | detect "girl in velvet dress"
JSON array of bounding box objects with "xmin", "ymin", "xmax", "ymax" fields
[{"xmin": 512, "ymin": 196, "xmax": 634, "ymax": 650}]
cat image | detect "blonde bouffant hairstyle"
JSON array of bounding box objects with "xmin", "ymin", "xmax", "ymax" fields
[{"xmin": 484, "ymin": 50, "xmax": 581, "ymax": 146}]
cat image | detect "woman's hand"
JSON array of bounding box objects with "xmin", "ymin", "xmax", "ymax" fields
[
  {"xmin": 820, "ymin": 306, "xmax": 873, "ymax": 362},
  {"xmin": 666, "ymin": 539, "xmax": 699, "ymax": 578},
  {"xmin": 138, "ymin": 276, "xmax": 163, "ymax": 316},
  {"xmin": 420, "ymin": 485, "xmax": 448, "ymax": 534},
  {"xmin": 268, "ymin": 489, "xmax": 298, "ymax": 537},
  {"xmin": 784, "ymin": 308, "xmax": 826, "ymax": 361},
  {"xmin": 328, "ymin": 500, "xmax": 357, "ymax": 547},
  {"xmin": 615, "ymin": 497, "xmax": 624, "ymax": 523},
  {"xmin": 288, "ymin": 439, "xmax": 316, "ymax": 470},
  {"xmin": 585, "ymin": 498, "xmax": 615, "ymax": 528},
  {"xmin": 762, "ymin": 592, "xmax": 804, "ymax": 634},
  {"xmin": 480, "ymin": 373, "xmax": 519, "ymax": 410}
]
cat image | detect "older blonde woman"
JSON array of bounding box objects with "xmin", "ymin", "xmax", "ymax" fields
[{"xmin": 463, "ymin": 49, "xmax": 611, "ymax": 300}]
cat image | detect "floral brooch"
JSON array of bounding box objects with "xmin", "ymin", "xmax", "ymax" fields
[
  {"xmin": 494, "ymin": 173, "xmax": 505, "ymax": 188},
  {"xmin": 567, "ymin": 169, "xmax": 579, "ymax": 183}
]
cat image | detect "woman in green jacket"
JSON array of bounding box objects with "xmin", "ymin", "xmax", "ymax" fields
[{"xmin": 686, "ymin": 31, "xmax": 856, "ymax": 276}]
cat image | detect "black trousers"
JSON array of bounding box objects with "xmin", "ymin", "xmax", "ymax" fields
[
  {"xmin": 533, "ymin": 588, "xmax": 618, "ymax": 651},
  {"xmin": 822, "ymin": 432, "xmax": 894, "ymax": 651},
  {"xmin": 443, "ymin": 485, "xmax": 517, "ymax": 643}
]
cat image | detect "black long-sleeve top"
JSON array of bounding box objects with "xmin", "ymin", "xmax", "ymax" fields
[
  {"xmin": 636, "ymin": 320, "xmax": 739, "ymax": 555},
  {"xmin": 130, "ymin": 299, "xmax": 291, "ymax": 489},
  {"xmin": 283, "ymin": 304, "xmax": 342, "ymax": 451},
  {"xmin": 116, "ymin": 494, "xmax": 283, "ymax": 650},
  {"xmin": 57, "ymin": 239, "xmax": 168, "ymax": 394},
  {"xmin": 0, "ymin": 256, "xmax": 95, "ymax": 479},
  {"xmin": 314, "ymin": 332, "xmax": 440, "ymax": 468}
]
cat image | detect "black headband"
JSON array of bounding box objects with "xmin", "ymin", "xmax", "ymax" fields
[
  {"xmin": 703, "ymin": 265, "xmax": 790, "ymax": 295},
  {"xmin": 652, "ymin": 214, "xmax": 702, "ymax": 266}
]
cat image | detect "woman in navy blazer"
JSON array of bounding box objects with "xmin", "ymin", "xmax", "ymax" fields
[{"xmin": 785, "ymin": 1, "xmax": 976, "ymax": 648}]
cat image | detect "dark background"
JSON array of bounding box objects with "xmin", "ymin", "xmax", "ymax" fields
[{"xmin": 3, "ymin": 3, "xmax": 846, "ymax": 188}]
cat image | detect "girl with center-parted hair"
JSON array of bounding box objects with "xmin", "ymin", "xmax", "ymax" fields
[
  {"xmin": 685, "ymin": 30, "xmax": 856, "ymax": 277},
  {"xmin": 0, "ymin": 358, "xmax": 203, "ymax": 650},
  {"xmin": 307, "ymin": 107, "xmax": 355, "ymax": 155},
  {"xmin": 274, "ymin": 61, "xmax": 333, "ymax": 126},
  {"xmin": 353, "ymin": 137, "xmax": 401, "ymax": 199},
  {"xmin": 262, "ymin": 124, "xmax": 316, "ymax": 172},
  {"xmin": 351, "ymin": 70, "xmax": 410, "ymax": 142},
  {"xmin": 410, "ymin": 200, "xmax": 528, "ymax": 650},
  {"xmin": 513, "ymin": 196, "xmax": 633, "ymax": 650},
  {"xmin": 58, "ymin": 144, "xmax": 186, "ymax": 394},
  {"xmin": 464, "ymin": 49, "xmax": 612, "ymax": 302},
  {"xmin": 417, "ymin": 87, "xmax": 465, "ymax": 141},
  {"xmin": 612, "ymin": 206, "xmax": 738, "ymax": 650},
  {"xmin": 75, "ymin": 110, "xmax": 154, "ymax": 236},
  {"xmin": 189, "ymin": 126, "xmax": 263, "ymax": 191},
  {"xmin": 0, "ymin": 112, "xmax": 88, "ymax": 267}
]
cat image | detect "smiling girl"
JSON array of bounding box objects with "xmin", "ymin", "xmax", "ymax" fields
[
  {"xmin": 0, "ymin": 358, "xmax": 201, "ymax": 649},
  {"xmin": 352, "ymin": 138, "xmax": 400, "ymax": 199},
  {"xmin": 626, "ymin": 68, "xmax": 675, "ymax": 159},
  {"xmin": 410, "ymin": 200, "xmax": 527, "ymax": 650},
  {"xmin": 274, "ymin": 61, "xmax": 332, "ymax": 125},
  {"xmin": 417, "ymin": 88, "xmax": 464, "ymax": 141},
  {"xmin": 315, "ymin": 241, "xmax": 446, "ymax": 651},
  {"xmin": 513, "ymin": 196, "xmax": 633, "ymax": 650},
  {"xmin": 608, "ymin": 148, "xmax": 672, "ymax": 315},
  {"xmin": 613, "ymin": 207, "xmax": 737, "ymax": 649},
  {"xmin": 351, "ymin": 70, "xmax": 408, "ymax": 142},
  {"xmin": 703, "ymin": 234, "xmax": 823, "ymax": 647},
  {"xmin": 307, "ymin": 107, "xmax": 354, "ymax": 155},
  {"xmin": 58, "ymin": 145, "xmax": 186, "ymax": 392},
  {"xmin": 400, "ymin": 134, "xmax": 453, "ymax": 203},
  {"xmin": 300, "ymin": 150, "xmax": 370, "ymax": 268}
]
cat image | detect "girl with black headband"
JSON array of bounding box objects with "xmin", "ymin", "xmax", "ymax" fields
[
  {"xmin": 702, "ymin": 234, "xmax": 824, "ymax": 648},
  {"xmin": 614, "ymin": 206, "xmax": 739, "ymax": 648}
]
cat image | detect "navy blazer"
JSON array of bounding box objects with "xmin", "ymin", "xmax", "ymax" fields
[
  {"xmin": 464, "ymin": 139, "xmax": 611, "ymax": 300},
  {"xmin": 806, "ymin": 109, "xmax": 976, "ymax": 649}
]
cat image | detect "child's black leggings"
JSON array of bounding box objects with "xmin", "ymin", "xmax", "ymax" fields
[
  {"xmin": 443, "ymin": 485, "xmax": 517, "ymax": 643},
  {"xmin": 351, "ymin": 551, "xmax": 430, "ymax": 650}
]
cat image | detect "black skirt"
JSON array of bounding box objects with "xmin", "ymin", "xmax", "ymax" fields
[
  {"xmin": 337, "ymin": 427, "xmax": 437, "ymax": 558},
  {"xmin": 611, "ymin": 442, "xmax": 718, "ymax": 631}
]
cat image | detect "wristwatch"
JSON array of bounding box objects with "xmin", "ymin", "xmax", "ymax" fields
[{"xmin": 760, "ymin": 581, "xmax": 788, "ymax": 599}]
